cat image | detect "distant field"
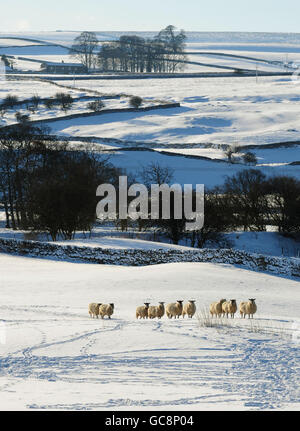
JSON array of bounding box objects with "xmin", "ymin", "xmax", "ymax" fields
[
  {"xmin": 1, "ymin": 31, "xmax": 300, "ymax": 187},
  {"xmin": 47, "ymin": 76, "xmax": 300, "ymax": 148}
]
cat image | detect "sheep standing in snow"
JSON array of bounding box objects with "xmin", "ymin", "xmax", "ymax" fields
[
  {"xmin": 156, "ymin": 302, "xmax": 165, "ymax": 319},
  {"xmin": 222, "ymin": 299, "xmax": 237, "ymax": 318},
  {"xmin": 166, "ymin": 300, "xmax": 183, "ymax": 319},
  {"xmin": 239, "ymin": 299, "xmax": 257, "ymax": 318},
  {"xmin": 182, "ymin": 300, "xmax": 196, "ymax": 318},
  {"xmin": 148, "ymin": 305, "xmax": 157, "ymax": 319},
  {"xmin": 148, "ymin": 302, "xmax": 165, "ymax": 319},
  {"xmin": 99, "ymin": 303, "xmax": 114, "ymax": 319},
  {"xmin": 88, "ymin": 303, "xmax": 102, "ymax": 318},
  {"xmin": 136, "ymin": 303, "xmax": 150, "ymax": 319},
  {"xmin": 209, "ymin": 299, "xmax": 226, "ymax": 318}
]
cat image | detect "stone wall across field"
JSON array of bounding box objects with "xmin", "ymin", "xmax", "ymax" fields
[
  {"xmin": 0, "ymin": 102, "xmax": 181, "ymax": 132},
  {"xmin": 32, "ymin": 103, "xmax": 181, "ymax": 125},
  {"xmin": 0, "ymin": 237, "xmax": 299, "ymax": 278}
]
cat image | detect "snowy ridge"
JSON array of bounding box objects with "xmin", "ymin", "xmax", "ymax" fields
[{"xmin": 0, "ymin": 237, "xmax": 299, "ymax": 278}]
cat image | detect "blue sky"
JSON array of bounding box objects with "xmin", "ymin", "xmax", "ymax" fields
[{"xmin": 1, "ymin": 0, "xmax": 300, "ymax": 32}]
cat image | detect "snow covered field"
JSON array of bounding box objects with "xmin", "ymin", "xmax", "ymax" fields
[
  {"xmin": 0, "ymin": 32, "xmax": 300, "ymax": 411},
  {"xmin": 0, "ymin": 254, "xmax": 299, "ymax": 411},
  {"xmin": 156, "ymin": 145, "xmax": 300, "ymax": 166},
  {"xmin": 0, "ymin": 92, "xmax": 143, "ymax": 128},
  {"xmin": 0, "ymin": 207, "xmax": 299, "ymax": 258},
  {"xmin": 3, "ymin": 75, "xmax": 300, "ymax": 153},
  {"xmin": 1, "ymin": 31, "xmax": 300, "ymax": 72},
  {"xmin": 47, "ymin": 76, "xmax": 300, "ymax": 148},
  {"xmin": 2, "ymin": 32, "xmax": 300, "ymax": 155},
  {"xmin": 105, "ymin": 149, "xmax": 300, "ymax": 187},
  {"xmin": 0, "ymin": 79, "xmax": 82, "ymax": 103}
]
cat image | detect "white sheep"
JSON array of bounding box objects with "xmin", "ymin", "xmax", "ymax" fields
[
  {"xmin": 148, "ymin": 305, "xmax": 157, "ymax": 319},
  {"xmin": 182, "ymin": 300, "xmax": 196, "ymax": 318},
  {"xmin": 136, "ymin": 303, "xmax": 150, "ymax": 319},
  {"xmin": 88, "ymin": 303, "xmax": 102, "ymax": 318},
  {"xmin": 209, "ymin": 299, "xmax": 226, "ymax": 318},
  {"xmin": 148, "ymin": 302, "xmax": 165, "ymax": 319},
  {"xmin": 156, "ymin": 302, "xmax": 165, "ymax": 319},
  {"xmin": 166, "ymin": 300, "xmax": 183, "ymax": 319},
  {"xmin": 99, "ymin": 303, "xmax": 114, "ymax": 319},
  {"xmin": 239, "ymin": 299, "xmax": 257, "ymax": 318},
  {"xmin": 222, "ymin": 299, "xmax": 237, "ymax": 318}
]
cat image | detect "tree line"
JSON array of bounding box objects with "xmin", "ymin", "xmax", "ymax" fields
[
  {"xmin": 70, "ymin": 26, "xmax": 187, "ymax": 73},
  {"xmin": 128, "ymin": 163, "xmax": 300, "ymax": 246},
  {"xmin": 0, "ymin": 128, "xmax": 299, "ymax": 246}
]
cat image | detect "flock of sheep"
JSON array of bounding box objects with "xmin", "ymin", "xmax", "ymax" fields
[
  {"xmin": 88, "ymin": 298, "xmax": 257, "ymax": 320},
  {"xmin": 88, "ymin": 303, "xmax": 115, "ymax": 319},
  {"xmin": 209, "ymin": 298, "xmax": 257, "ymax": 319}
]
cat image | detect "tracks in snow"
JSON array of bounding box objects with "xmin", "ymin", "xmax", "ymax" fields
[{"xmin": 0, "ymin": 305, "xmax": 299, "ymax": 410}]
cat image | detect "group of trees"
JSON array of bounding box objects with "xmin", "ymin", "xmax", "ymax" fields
[
  {"xmin": 0, "ymin": 92, "xmax": 75, "ymax": 118},
  {"xmin": 120, "ymin": 164, "xmax": 300, "ymax": 246},
  {"xmin": 0, "ymin": 123, "xmax": 121, "ymax": 240},
  {"xmin": 224, "ymin": 144, "xmax": 258, "ymax": 165},
  {"xmin": 70, "ymin": 26, "xmax": 187, "ymax": 73}
]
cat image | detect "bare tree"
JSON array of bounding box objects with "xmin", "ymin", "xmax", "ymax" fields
[
  {"xmin": 154, "ymin": 25, "xmax": 187, "ymax": 73},
  {"xmin": 70, "ymin": 31, "xmax": 99, "ymax": 69},
  {"xmin": 140, "ymin": 162, "xmax": 174, "ymax": 187},
  {"xmin": 265, "ymin": 176, "xmax": 300, "ymax": 233},
  {"xmin": 223, "ymin": 169, "xmax": 268, "ymax": 231},
  {"xmin": 224, "ymin": 144, "xmax": 241, "ymax": 163}
]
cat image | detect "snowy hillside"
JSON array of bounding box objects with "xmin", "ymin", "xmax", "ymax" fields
[
  {"xmin": 0, "ymin": 254, "xmax": 299, "ymax": 410},
  {"xmin": 48, "ymin": 76, "xmax": 300, "ymax": 148},
  {"xmin": 0, "ymin": 30, "xmax": 300, "ymax": 412}
]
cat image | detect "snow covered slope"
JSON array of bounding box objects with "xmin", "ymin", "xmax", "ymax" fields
[
  {"xmin": 0, "ymin": 254, "xmax": 299, "ymax": 410},
  {"xmin": 48, "ymin": 76, "xmax": 300, "ymax": 148}
]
